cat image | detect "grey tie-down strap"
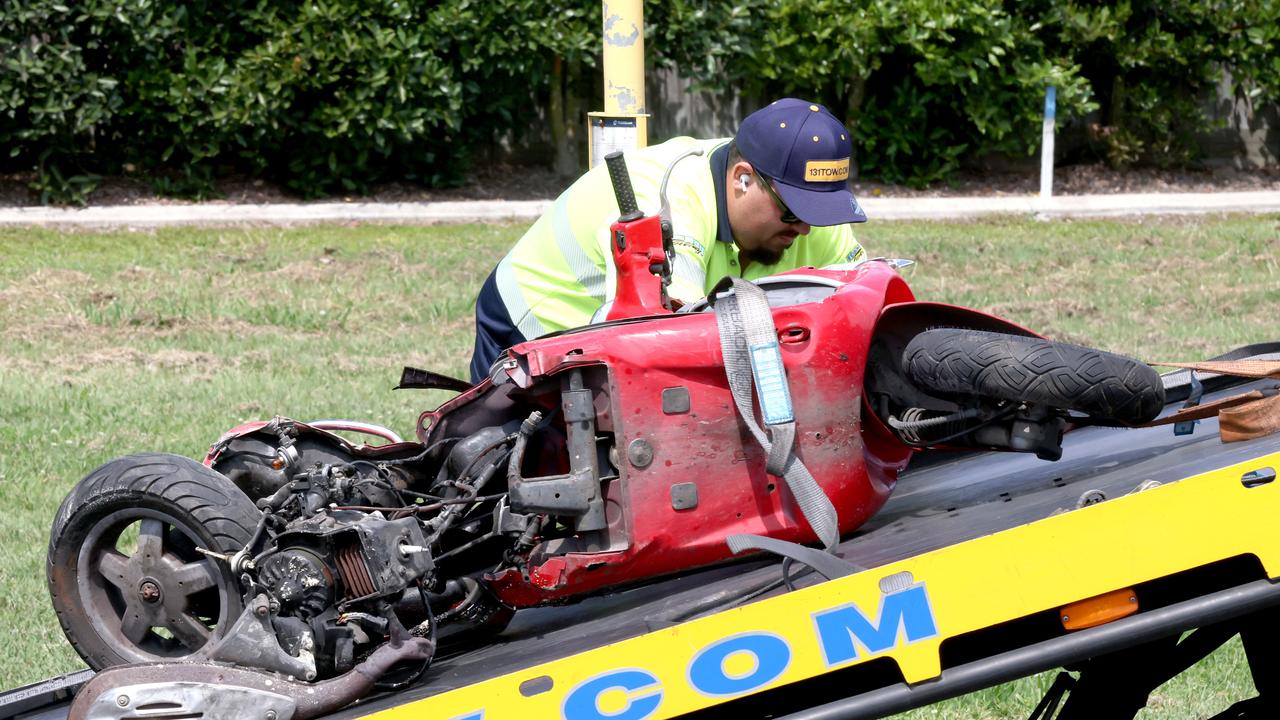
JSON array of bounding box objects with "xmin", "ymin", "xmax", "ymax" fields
[{"xmin": 711, "ymin": 276, "xmax": 840, "ymax": 551}]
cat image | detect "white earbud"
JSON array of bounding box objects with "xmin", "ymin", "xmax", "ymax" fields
[{"xmin": 738, "ymin": 174, "xmax": 750, "ymax": 192}]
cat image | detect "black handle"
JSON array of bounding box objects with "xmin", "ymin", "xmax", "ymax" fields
[{"xmin": 605, "ymin": 151, "xmax": 644, "ymax": 221}]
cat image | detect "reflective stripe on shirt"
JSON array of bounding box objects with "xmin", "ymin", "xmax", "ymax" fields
[
  {"xmin": 495, "ymin": 253, "xmax": 549, "ymax": 340},
  {"xmin": 553, "ymin": 192, "xmax": 607, "ymax": 302}
]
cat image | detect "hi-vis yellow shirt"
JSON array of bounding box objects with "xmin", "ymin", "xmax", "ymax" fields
[{"xmin": 492, "ymin": 137, "xmax": 866, "ymax": 339}]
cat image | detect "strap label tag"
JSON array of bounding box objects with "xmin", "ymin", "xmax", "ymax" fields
[{"xmin": 749, "ymin": 341, "xmax": 795, "ymax": 425}]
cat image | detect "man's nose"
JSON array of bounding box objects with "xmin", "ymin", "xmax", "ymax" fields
[{"xmin": 790, "ymin": 221, "xmax": 812, "ymax": 234}]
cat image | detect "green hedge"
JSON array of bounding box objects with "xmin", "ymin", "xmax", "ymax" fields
[
  {"xmin": 0, "ymin": 0, "xmax": 597, "ymax": 202},
  {"xmin": 653, "ymin": 0, "xmax": 1280, "ymax": 185},
  {"xmin": 2, "ymin": 0, "xmax": 1277, "ymax": 203}
]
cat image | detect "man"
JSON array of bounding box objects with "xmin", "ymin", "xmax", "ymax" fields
[{"xmin": 469, "ymin": 98, "xmax": 868, "ymax": 383}]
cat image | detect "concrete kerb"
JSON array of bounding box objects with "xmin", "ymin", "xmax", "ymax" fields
[
  {"xmin": 1, "ymin": 193, "xmax": 1278, "ymax": 227},
  {"xmin": 860, "ymin": 191, "xmax": 1280, "ymax": 220},
  {"xmin": 0, "ymin": 200, "xmax": 554, "ymax": 228}
]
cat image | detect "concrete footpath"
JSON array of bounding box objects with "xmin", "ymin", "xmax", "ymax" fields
[{"xmin": 1, "ymin": 191, "xmax": 1279, "ymax": 227}]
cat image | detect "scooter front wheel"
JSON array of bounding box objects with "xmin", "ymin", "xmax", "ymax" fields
[{"xmin": 902, "ymin": 328, "xmax": 1165, "ymax": 425}]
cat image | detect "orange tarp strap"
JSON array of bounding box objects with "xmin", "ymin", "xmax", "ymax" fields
[
  {"xmin": 1220, "ymin": 394, "xmax": 1280, "ymax": 442},
  {"xmin": 1145, "ymin": 359, "xmax": 1280, "ymax": 442},
  {"xmin": 1154, "ymin": 359, "xmax": 1280, "ymax": 379},
  {"xmin": 1139, "ymin": 390, "xmax": 1266, "ymax": 427}
]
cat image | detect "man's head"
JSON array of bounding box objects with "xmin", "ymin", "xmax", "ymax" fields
[{"xmin": 726, "ymin": 99, "xmax": 866, "ymax": 266}]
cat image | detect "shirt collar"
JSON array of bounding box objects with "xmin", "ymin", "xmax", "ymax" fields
[{"xmin": 710, "ymin": 141, "xmax": 735, "ymax": 245}]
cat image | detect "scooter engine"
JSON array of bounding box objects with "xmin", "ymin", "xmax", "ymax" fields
[{"xmin": 253, "ymin": 512, "xmax": 436, "ymax": 675}]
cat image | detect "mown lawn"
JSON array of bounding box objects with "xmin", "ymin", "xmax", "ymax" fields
[{"xmin": 1, "ymin": 215, "xmax": 1276, "ymax": 716}]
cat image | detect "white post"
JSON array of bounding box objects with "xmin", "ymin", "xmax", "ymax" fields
[{"xmin": 1040, "ymin": 86, "xmax": 1056, "ymax": 198}]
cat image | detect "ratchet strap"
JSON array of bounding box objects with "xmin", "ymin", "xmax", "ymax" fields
[
  {"xmin": 711, "ymin": 276, "xmax": 840, "ymax": 551},
  {"xmin": 1141, "ymin": 359, "xmax": 1280, "ymax": 442},
  {"xmin": 1156, "ymin": 359, "xmax": 1280, "ymax": 380}
]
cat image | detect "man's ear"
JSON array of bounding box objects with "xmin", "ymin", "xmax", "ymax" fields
[{"xmin": 730, "ymin": 161, "xmax": 754, "ymax": 192}]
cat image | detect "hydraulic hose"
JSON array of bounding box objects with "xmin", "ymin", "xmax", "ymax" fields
[{"xmin": 506, "ymin": 410, "xmax": 544, "ymax": 488}]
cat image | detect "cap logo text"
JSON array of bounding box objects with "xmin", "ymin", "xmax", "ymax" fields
[{"xmin": 805, "ymin": 159, "xmax": 850, "ymax": 182}]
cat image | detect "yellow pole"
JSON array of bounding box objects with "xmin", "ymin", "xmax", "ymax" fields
[
  {"xmin": 603, "ymin": 0, "xmax": 645, "ymax": 120},
  {"xmin": 590, "ymin": 0, "xmax": 646, "ymax": 164}
]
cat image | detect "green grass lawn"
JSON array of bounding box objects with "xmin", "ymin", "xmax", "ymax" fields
[{"xmin": 0, "ymin": 215, "xmax": 1276, "ymax": 716}]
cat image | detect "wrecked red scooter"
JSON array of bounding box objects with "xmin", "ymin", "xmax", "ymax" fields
[{"xmin": 49, "ymin": 151, "xmax": 1165, "ymax": 717}]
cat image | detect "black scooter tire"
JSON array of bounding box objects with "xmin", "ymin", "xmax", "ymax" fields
[
  {"xmin": 902, "ymin": 328, "xmax": 1165, "ymax": 425},
  {"xmin": 47, "ymin": 453, "xmax": 259, "ymax": 670}
]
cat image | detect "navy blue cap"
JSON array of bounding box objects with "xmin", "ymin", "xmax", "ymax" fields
[{"xmin": 735, "ymin": 98, "xmax": 866, "ymax": 226}]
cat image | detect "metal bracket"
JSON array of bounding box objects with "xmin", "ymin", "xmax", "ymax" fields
[
  {"xmin": 507, "ymin": 370, "xmax": 607, "ymax": 531},
  {"xmin": 1174, "ymin": 371, "xmax": 1204, "ymax": 436},
  {"xmin": 195, "ymin": 594, "xmax": 317, "ymax": 681}
]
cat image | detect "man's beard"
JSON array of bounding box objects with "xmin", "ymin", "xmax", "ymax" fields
[{"xmin": 740, "ymin": 246, "xmax": 784, "ymax": 267}]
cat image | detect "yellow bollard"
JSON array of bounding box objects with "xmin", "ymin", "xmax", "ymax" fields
[
  {"xmin": 603, "ymin": 0, "xmax": 645, "ymax": 118},
  {"xmin": 589, "ymin": 0, "xmax": 648, "ymax": 166}
]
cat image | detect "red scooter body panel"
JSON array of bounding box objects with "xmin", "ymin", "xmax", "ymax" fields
[{"xmin": 475, "ymin": 261, "xmax": 917, "ymax": 606}]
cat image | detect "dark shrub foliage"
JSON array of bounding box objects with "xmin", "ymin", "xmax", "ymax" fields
[
  {"xmin": 2, "ymin": 0, "xmax": 1276, "ymax": 202},
  {"xmin": 653, "ymin": 0, "xmax": 1279, "ymax": 186}
]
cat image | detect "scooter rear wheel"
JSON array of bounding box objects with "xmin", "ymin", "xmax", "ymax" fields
[
  {"xmin": 902, "ymin": 328, "xmax": 1165, "ymax": 425},
  {"xmin": 47, "ymin": 453, "xmax": 258, "ymax": 669}
]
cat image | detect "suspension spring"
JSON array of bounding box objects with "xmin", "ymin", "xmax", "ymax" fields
[{"xmin": 888, "ymin": 407, "xmax": 985, "ymax": 445}]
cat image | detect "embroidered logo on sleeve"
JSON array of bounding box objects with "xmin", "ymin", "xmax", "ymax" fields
[{"xmin": 673, "ymin": 236, "xmax": 706, "ymax": 257}]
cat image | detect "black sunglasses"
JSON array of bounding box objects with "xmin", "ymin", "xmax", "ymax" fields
[{"xmin": 754, "ymin": 171, "xmax": 800, "ymax": 224}]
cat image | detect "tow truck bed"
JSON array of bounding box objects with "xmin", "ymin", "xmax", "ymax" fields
[{"xmin": 6, "ymin": 348, "xmax": 1279, "ymax": 720}]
